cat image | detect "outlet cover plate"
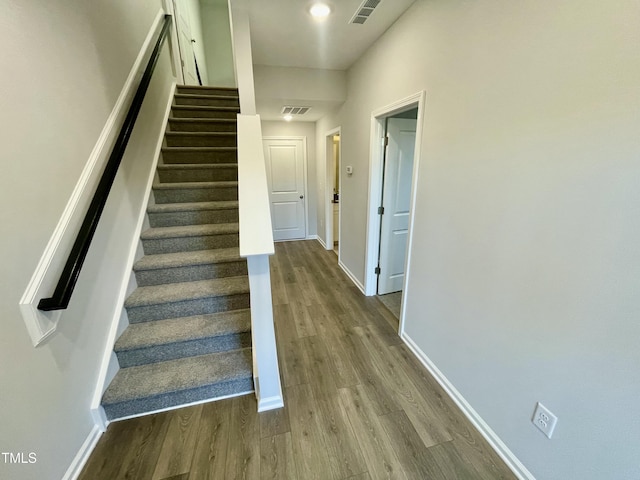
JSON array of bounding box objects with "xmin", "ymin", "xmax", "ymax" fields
[{"xmin": 532, "ymin": 402, "xmax": 558, "ymax": 438}]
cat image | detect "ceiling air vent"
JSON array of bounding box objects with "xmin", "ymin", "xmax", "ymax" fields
[
  {"xmin": 281, "ymin": 106, "xmax": 311, "ymax": 115},
  {"xmin": 349, "ymin": 0, "xmax": 382, "ymax": 25}
]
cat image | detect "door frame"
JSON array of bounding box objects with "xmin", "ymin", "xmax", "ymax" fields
[
  {"xmin": 364, "ymin": 91, "xmax": 425, "ymax": 331},
  {"xmin": 324, "ymin": 127, "xmax": 342, "ymax": 257},
  {"xmin": 164, "ymin": 0, "xmax": 185, "ymax": 84},
  {"xmin": 262, "ymin": 136, "xmax": 309, "ymax": 241}
]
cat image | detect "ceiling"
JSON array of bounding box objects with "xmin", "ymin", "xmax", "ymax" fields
[{"xmin": 247, "ymin": 0, "xmax": 416, "ymax": 71}]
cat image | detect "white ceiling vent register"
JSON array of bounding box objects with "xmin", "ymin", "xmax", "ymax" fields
[
  {"xmin": 281, "ymin": 106, "xmax": 311, "ymax": 115},
  {"xmin": 349, "ymin": 0, "xmax": 382, "ymax": 24}
]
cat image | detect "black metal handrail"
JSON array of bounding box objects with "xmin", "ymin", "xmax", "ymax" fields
[{"xmin": 38, "ymin": 15, "xmax": 172, "ymax": 311}]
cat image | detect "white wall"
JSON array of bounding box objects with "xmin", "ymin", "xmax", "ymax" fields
[
  {"xmin": 0, "ymin": 1, "xmax": 174, "ymax": 478},
  {"xmin": 316, "ymin": 0, "xmax": 640, "ymax": 478},
  {"xmin": 186, "ymin": 0, "xmax": 209, "ymax": 85},
  {"xmin": 262, "ymin": 121, "xmax": 317, "ymax": 238},
  {"xmin": 201, "ymin": 0, "xmax": 236, "ymax": 87}
]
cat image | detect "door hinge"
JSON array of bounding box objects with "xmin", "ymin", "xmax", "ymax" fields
[
  {"xmin": 384, "ymin": 136, "xmax": 389, "ymax": 147},
  {"xmin": 378, "ymin": 206, "xmax": 384, "ymax": 215},
  {"xmin": 375, "ymin": 266, "xmax": 381, "ymax": 275}
]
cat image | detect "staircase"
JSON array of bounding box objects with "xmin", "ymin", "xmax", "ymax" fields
[{"xmin": 101, "ymin": 86, "xmax": 254, "ymax": 421}]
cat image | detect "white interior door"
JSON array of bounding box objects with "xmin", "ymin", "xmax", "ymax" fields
[
  {"xmin": 263, "ymin": 138, "xmax": 306, "ymax": 241},
  {"xmin": 173, "ymin": 0, "xmax": 199, "ymax": 85},
  {"xmin": 378, "ymin": 118, "xmax": 416, "ymax": 294}
]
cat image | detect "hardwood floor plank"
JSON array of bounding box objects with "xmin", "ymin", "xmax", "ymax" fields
[
  {"xmin": 287, "ymin": 383, "xmax": 336, "ymax": 480},
  {"xmin": 379, "ymin": 410, "xmax": 447, "ymax": 479},
  {"xmin": 260, "ymin": 432, "xmax": 296, "ymax": 480},
  {"xmin": 79, "ymin": 413, "xmax": 170, "ymax": 480},
  {"xmin": 338, "ymin": 386, "xmax": 409, "ymax": 480},
  {"xmin": 346, "ymin": 474, "xmax": 372, "ymax": 480},
  {"xmin": 341, "ymin": 330, "xmax": 402, "ymax": 415},
  {"xmin": 115, "ymin": 411, "xmax": 172, "ymax": 479},
  {"xmin": 152, "ymin": 405, "xmax": 203, "ymax": 479},
  {"xmin": 316, "ymin": 396, "xmax": 368, "ymax": 479},
  {"xmin": 260, "ymin": 403, "xmax": 291, "ymax": 438},
  {"xmin": 189, "ymin": 398, "xmax": 232, "ymax": 480},
  {"xmin": 301, "ymin": 335, "xmax": 339, "ymax": 401},
  {"xmin": 354, "ymin": 325, "xmax": 452, "ymax": 448},
  {"xmin": 285, "ymin": 288, "xmax": 318, "ymax": 338},
  {"xmin": 269, "ymin": 255, "xmax": 289, "ymax": 306},
  {"xmin": 225, "ymin": 394, "xmax": 260, "ymax": 480},
  {"xmin": 293, "ymin": 266, "xmax": 322, "ymax": 306},
  {"xmin": 424, "ymin": 440, "xmax": 484, "ymax": 480},
  {"xmin": 273, "ymin": 304, "xmax": 310, "ymax": 387}
]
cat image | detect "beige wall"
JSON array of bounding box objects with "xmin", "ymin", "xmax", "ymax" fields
[
  {"xmin": 201, "ymin": 0, "xmax": 236, "ymax": 87},
  {"xmin": 262, "ymin": 120, "xmax": 317, "ymax": 238},
  {"xmin": 317, "ymin": 0, "xmax": 640, "ymax": 478},
  {"xmin": 0, "ymin": 1, "xmax": 174, "ymax": 478}
]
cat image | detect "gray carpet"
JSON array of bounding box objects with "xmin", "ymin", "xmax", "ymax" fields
[{"xmin": 101, "ymin": 85, "xmax": 253, "ymax": 421}]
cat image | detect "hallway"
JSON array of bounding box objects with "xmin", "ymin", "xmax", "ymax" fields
[{"xmin": 79, "ymin": 240, "xmax": 515, "ymax": 479}]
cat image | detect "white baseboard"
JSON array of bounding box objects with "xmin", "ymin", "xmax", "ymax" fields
[
  {"xmin": 257, "ymin": 395, "xmax": 285, "ymax": 412},
  {"xmin": 18, "ymin": 9, "xmax": 168, "ymax": 347},
  {"xmin": 89, "ymin": 80, "xmax": 177, "ymax": 427},
  {"xmin": 400, "ymin": 333, "xmax": 536, "ymax": 480},
  {"xmin": 62, "ymin": 426, "xmax": 102, "ymax": 480},
  {"xmin": 338, "ymin": 260, "xmax": 365, "ymax": 294},
  {"xmin": 305, "ymin": 234, "xmax": 318, "ymax": 240},
  {"xmin": 316, "ymin": 236, "xmax": 327, "ymax": 249}
]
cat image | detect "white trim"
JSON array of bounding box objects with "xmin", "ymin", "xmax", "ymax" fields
[
  {"xmin": 401, "ymin": 333, "xmax": 536, "ymax": 480},
  {"xmin": 262, "ymin": 136, "xmax": 309, "ymax": 242},
  {"xmin": 339, "ymin": 260, "xmax": 365, "ymax": 294},
  {"xmin": 324, "ymin": 127, "xmax": 342, "ymax": 253},
  {"xmin": 110, "ymin": 389, "xmax": 255, "ymax": 423},
  {"xmin": 305, "ymin": 234, "xmax": 318, "ymax": 240},
  {"xmin": 18, "ymin": 9, "xmax": 167, "ymax": 347},
  {"xmin": 89, "ymin": 82, "xmax": 177, "ymax": 430},
  {"xmin": 316, "ymin": 236, "xmax": 327, "ymax": 249},
  {"xmin": 62, "ymin": 425, "xmax": 102, "ymax": 480},
  {"xmin": 164, "ymin": 0, "xmax": 185, "ymax": 84},
  {"xmin": 258, "ymin": 395, "xmax": 285, "ymax": 412},
  {"xmin": 238, "ymin": 116, "xmax": 275, "ymax": 256},
  {"xmin": 365, "ymin": 92, "xmax": 425, "ymax": 300}
]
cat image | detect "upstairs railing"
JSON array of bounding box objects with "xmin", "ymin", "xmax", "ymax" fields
[
  {"xmin": 37, "ymin": 15, "xmax": 172, "ymax": 311},
  {"xmin": 230, "ymin": 0, "xmax": 284, "ymax": 411}
]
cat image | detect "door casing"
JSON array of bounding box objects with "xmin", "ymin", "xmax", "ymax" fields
[{"xmin": 364, "ymin": 91, "xmax": 426, "ymax": 335}]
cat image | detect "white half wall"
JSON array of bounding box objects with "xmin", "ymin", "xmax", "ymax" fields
[
  {"xmin": 0, "ymin": 1, "xmax": 174, "ymax": 478},
  {"xmin": 315, "ymin": 0, "xmax": 640, "ymax": 479},
  {"xmin": 261, "ymin": 121, "xmax": 318, "ymax": 238}
]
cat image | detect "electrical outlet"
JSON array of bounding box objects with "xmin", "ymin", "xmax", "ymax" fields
[{"xmin": 532, "ymin": 402, "xmax": 558, "ymax": 438}]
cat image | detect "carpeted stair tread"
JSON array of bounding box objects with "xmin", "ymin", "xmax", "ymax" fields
[
  {"xmin": 141, "ymin": 223, "xmax": 239, "ymax": 240},
  {"xmin": 175, "ymin": 93, "xmax": 239, "ymax": 101},
  {"xmin": 165, "ymin": 132, "xmax": 237, "ymax": 138},
  {"xmin": 102, "ymin": 348, "xmax": 252, "ymax": 405},
  {"xmin": 147, "ymin": 200, "xmax": 238, "ymax": 214},
  {"xmin": 125, "ymin": 276, "xmax": 249, "ymax": 308},
  {"xmin": 157, "ymin": 163, "xmax": 237, "ymax": 171},
  {"xmin": 168, "ymin": 117, "xmax": 236, "ymax": 124},
  {"xmin": 153, "ymin": 180, "xmax": 237, "ymax": 190},
  {"xmin": 115, "ymin": 309, "xmax": 251, "ymax": 352},
  {"xmin": 171, "ymin": 105, "xmax": 240, "ymax": 113},
  {"xmin": 162, "ymin": 146, "xmax": 237, "ymax": 153},
  {"xmin": 133, "ymin": 248, "xmax": 243, "ymax": 271}
]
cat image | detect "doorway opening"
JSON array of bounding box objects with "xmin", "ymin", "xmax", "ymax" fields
[
  {"xmin": 364, "ymin": 92, "xmax": 425, "ymax": 334},
  {"xmin": 324, "ymin": 127, "xmax": 342, "ymax": 260}
]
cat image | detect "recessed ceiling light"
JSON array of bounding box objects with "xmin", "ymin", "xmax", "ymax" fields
[
  {"xmin": 284, "ymin": 114, "xmax": 293, "ymax": 122},
  {"xmin": 310, "ymin": 3, "xmax": 331, "ymax": 18}
]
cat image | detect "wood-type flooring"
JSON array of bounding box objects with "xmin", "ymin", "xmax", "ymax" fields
[{"xmin": 79, "ymin": 240, "xmax": 517, "ymax": 480}]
